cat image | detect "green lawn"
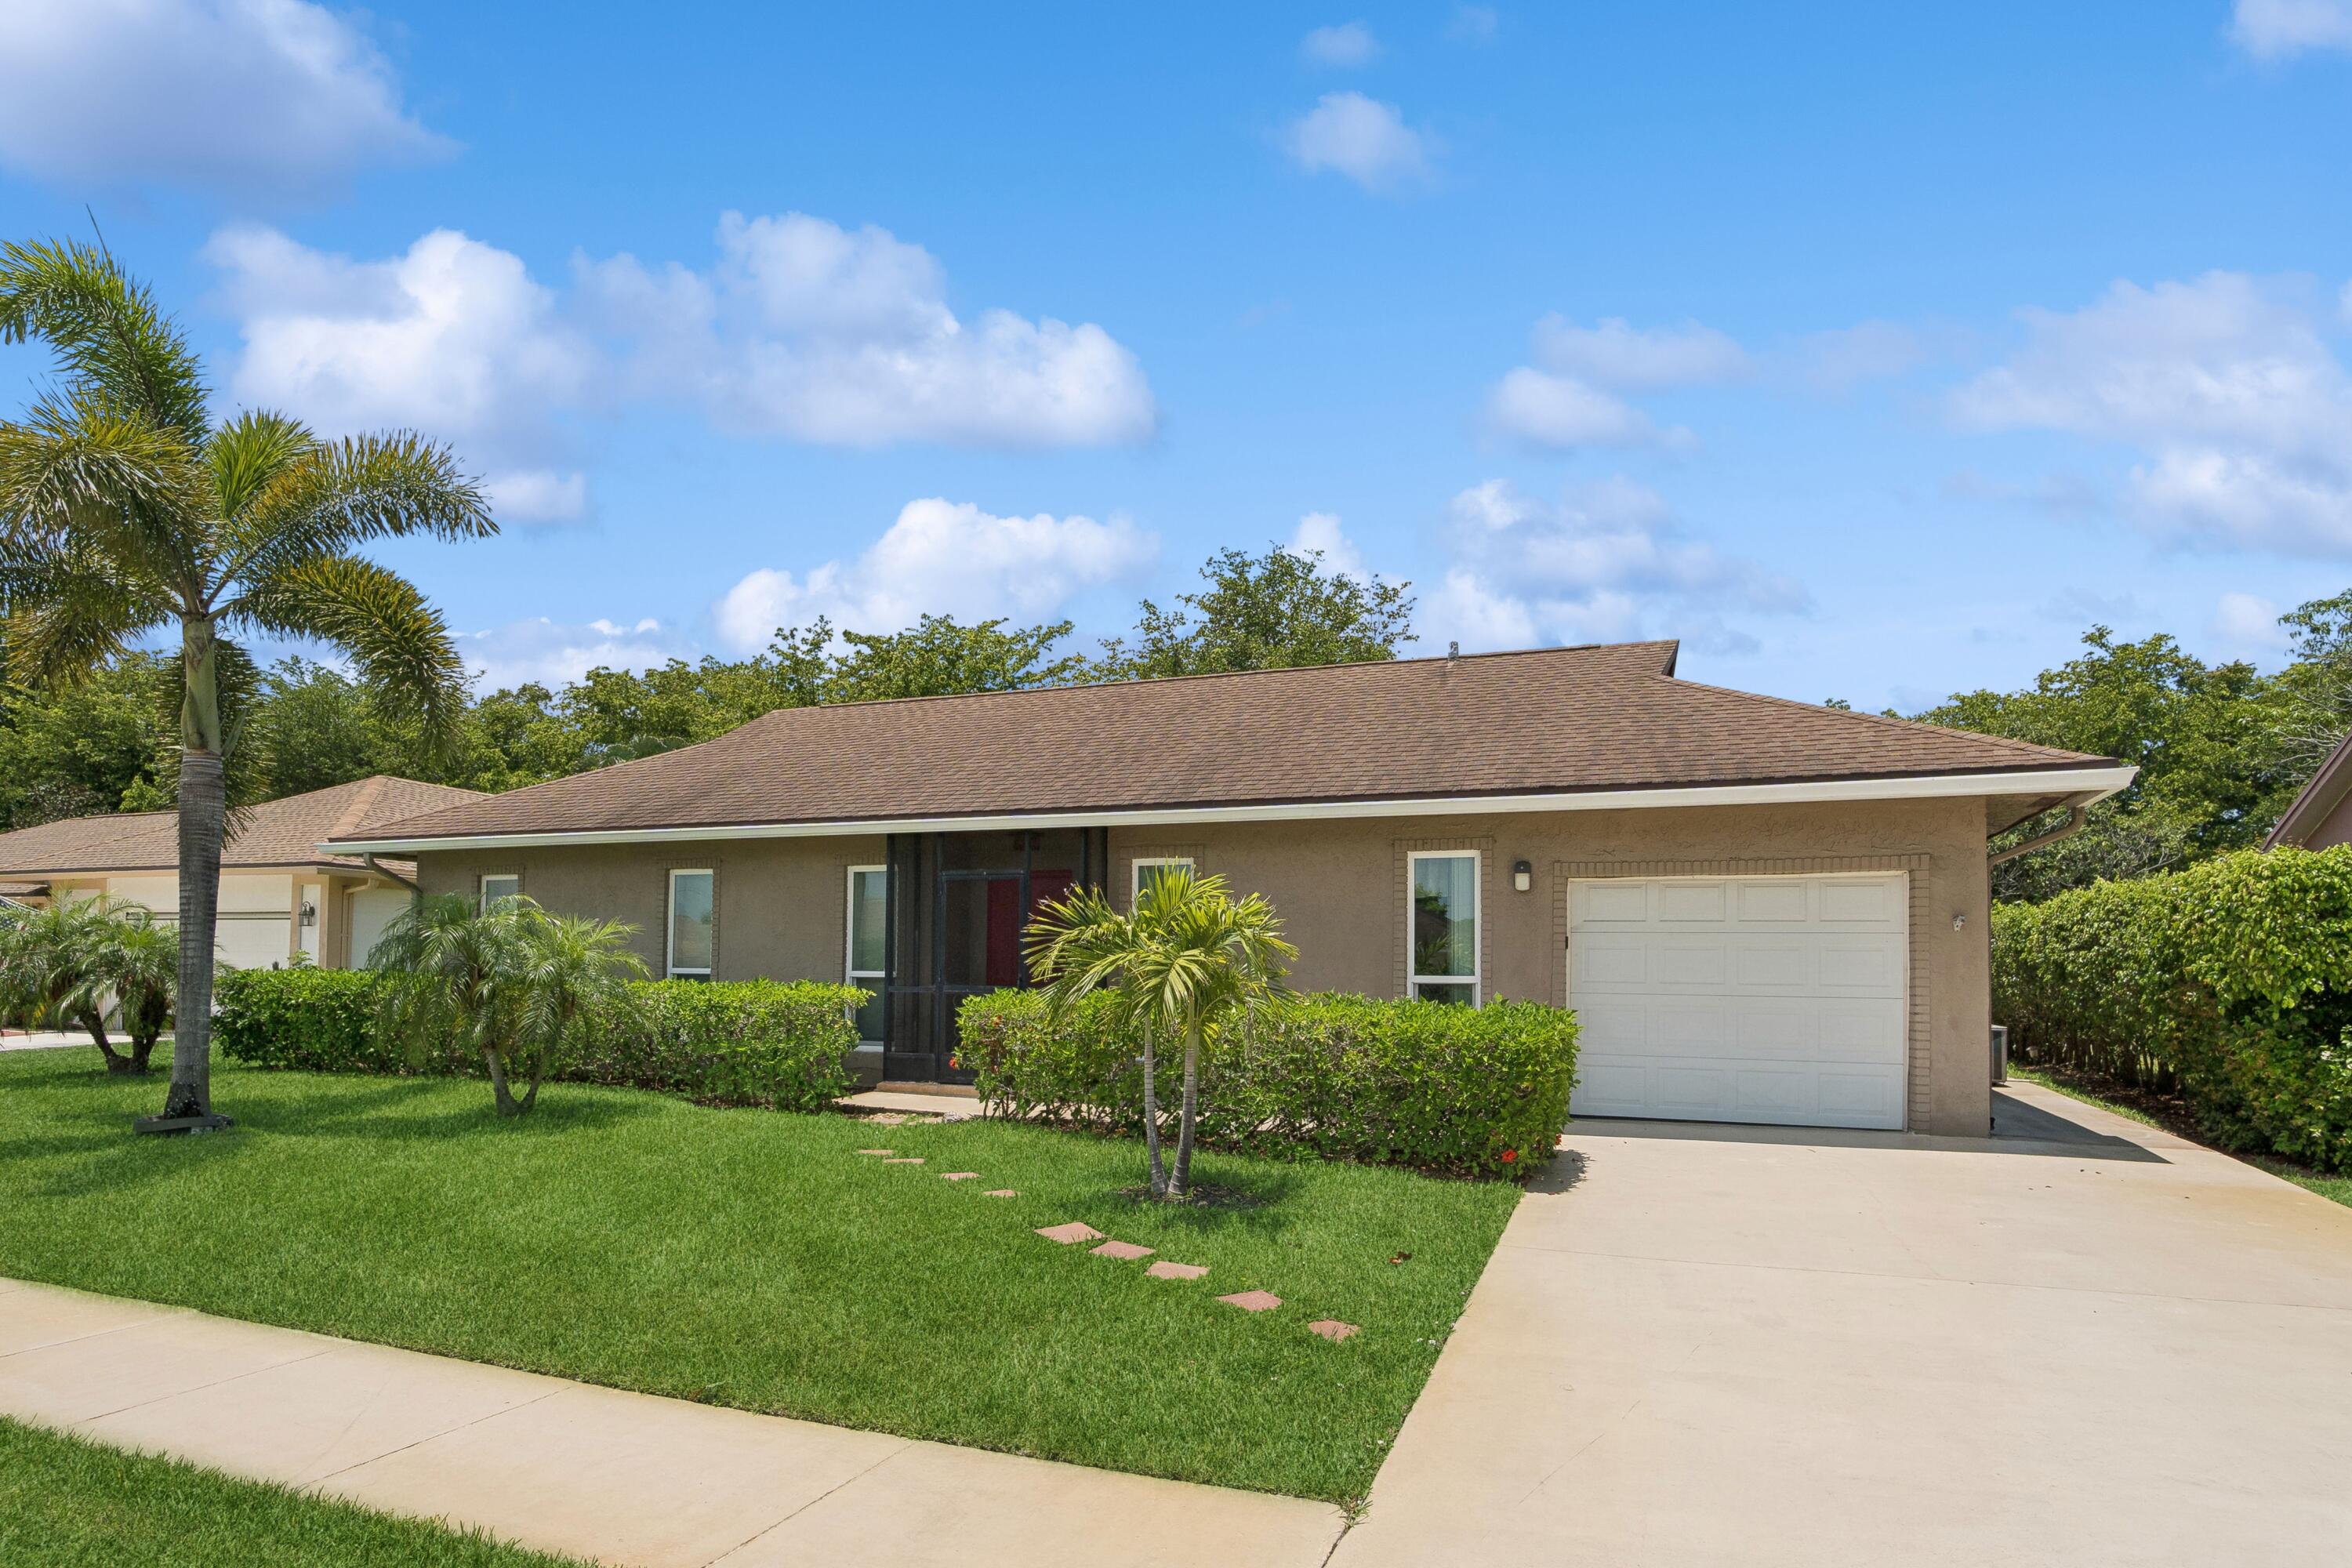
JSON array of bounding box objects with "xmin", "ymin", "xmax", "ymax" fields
[
  {"xmin": 0, "ymin": 1049, "xmax": 1521, "ymax": 1504},
  {"xmin": 2013, "ymin": 1066, "xmax": 2352, "ymax": 1210},
  {"xmin": 0, "ymin": 1417, "xmax": 579, "ymax": 1567}
]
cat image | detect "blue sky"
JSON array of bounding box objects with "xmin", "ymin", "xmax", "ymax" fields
[{"xmin": 2, "ymin": 2, "xmax": 2348, "ymax": 710}]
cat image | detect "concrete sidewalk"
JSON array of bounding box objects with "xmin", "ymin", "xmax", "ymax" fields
[{"xmin": 0, "ymin": 1279, "xmax": 1343, "ymax": 1568}]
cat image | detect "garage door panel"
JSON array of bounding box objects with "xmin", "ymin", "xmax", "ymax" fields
[
  {"xmin": 1573, "ymin": 881, "xmax": 1650, "ymax": 926},
  {"xmin": 1568, "ymin": 873, "xmax": 1908, "ymax": 1131},
  {"xmin": 216, "ymin": 915, "xmax": 292, "ymax": 971}
]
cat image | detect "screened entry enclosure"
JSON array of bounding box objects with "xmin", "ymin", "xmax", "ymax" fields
[{"xmin": 877, "ymin": 828, "xmax": 1109, "ymax": 1082}]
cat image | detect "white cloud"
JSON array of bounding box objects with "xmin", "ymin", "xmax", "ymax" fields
[
  {"xmin": 2230, "ymin": 0, "xmax": 2352, "ymax": 58},
  {"xmin": 1791, "ymin": 320, "xmax": 1932, "ymax": 390},
  {"xmin": 459, "ymin": 616, "xmax": 684, "ymax": 692},
  {"xmin": 1283, "ymin": 93, "xmax": 1434, "ymax": 192},
  {"xmin": 481, "ymin": 470, "xmax": 588, "ymax": 524},
  {"xmin": 583, "ymin": 212, "xmax": 1157, "ymax": 447},
  {"xmin": 1287, "ymin": 511, "xmax": 1370, "ymax": 581},
  {"xmin": 1424, "ymin": 477, "xmax": 1806, "ymax": 655},
  {"xmin": 1483, "ymin": 368, "xmax": 1692, "ymax": 450},
  {"xmin": 1446, "ymin": 5, "xmax": 1501, "ymax": 44},
  {"xmin": 2212, "ymin": 591, "xmax": 2288, "ymax": 651},
  {"xmin": 1949, "ymin": 271, "xmax": 2352, "ymax": 554},
  {"xmin": 1531, "ymin": 315, "xmax": 1750, "ymax": 390},
  {"xmin": 713, "ymin": 498, "xmax": 1159, "ymax": 652},
  {"xmin": 0, "ymin": 0, "xmax": 448, "ymax": 193},
  {"xmin": 1301, "ymin": 21, "xmax": 1377, "ymax": 66}
]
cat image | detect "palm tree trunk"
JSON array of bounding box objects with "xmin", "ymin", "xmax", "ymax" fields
[
  {"xmin": 82, "ymin": 1008, "xmax": 132, "ymax": 1073},
  {"xmin": 1141, "ymin": 1021, "xmax": 1167, "ymax": 1197},
  {"xmin": 482, "ymin": 1047, "xmax": 522, "ymax": 1116},
  {"xmin": 160, "ymin": 624, "xmax": 225, "ymax": 1120},
  {"xmin": 1171, "ymin": 1015, "xmax": 1202, "ymax": 1200}
]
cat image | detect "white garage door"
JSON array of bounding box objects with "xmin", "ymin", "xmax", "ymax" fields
[
  {"xmin": 1567, "ymin": 873, "xmax": 1910, "ymax": 1130},
  {"xmin": 347, "ymin": 888, "xmax": 411, "ymax": 970}
]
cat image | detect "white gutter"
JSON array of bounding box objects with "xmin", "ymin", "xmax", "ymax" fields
[{"xmin": 322, "ymin": 764, "xmax": 2139, "ymax": 857}]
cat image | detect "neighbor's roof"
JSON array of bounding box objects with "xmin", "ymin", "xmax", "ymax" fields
[
  {"xmin": 328, "ymin": 641, "xmax": 2125, "ymax": 851},
  {"xmin": 0, "ymin": 776, "xmax": 485, "ymax": 878},
  {"xmin": 2266, "ymin": 730, "xmax": 2352, "ymax": 849}
]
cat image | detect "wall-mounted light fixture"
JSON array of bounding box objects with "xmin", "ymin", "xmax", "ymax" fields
[
  {"xmin": 1512, "ymin": 859, "xmax": 1533, "ymax": 893},
  {"xmin": 299, "ymin": 900, "xmax": 318, "ymax": 928},
  {"xmin": 1951, "ymin": 913, "xmax": 1966, "ymax": 931}
]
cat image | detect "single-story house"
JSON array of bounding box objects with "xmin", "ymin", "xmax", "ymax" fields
[
  {"xmin": 0, "ymin": 775, "xmax": 483, "ymax": 970},
  {"xmin": 325, "ymin": 641, "xmax": 2133, "ymax": 1136},
  {"xmin": 2265, "ymin": 730, "xmax": 2352, "ymax": 851}
]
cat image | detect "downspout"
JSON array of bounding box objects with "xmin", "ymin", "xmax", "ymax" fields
[
  {"xmin": 362, "ymin": 854, "xmax": 422, "ymax": 898},
  {"xmin": 1988, "ymin": 799, "xmax": 2092, "ymax": 867}
]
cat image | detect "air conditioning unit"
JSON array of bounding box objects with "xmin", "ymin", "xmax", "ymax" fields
[{"xmin": 1990, "ymin": 1024, "xmax": 2009, "ymax": 1086}]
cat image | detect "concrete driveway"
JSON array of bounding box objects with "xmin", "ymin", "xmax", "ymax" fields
[{"xmin": 1335, "ymin": 1081, "xmax": 2352, "ymax": 1566}]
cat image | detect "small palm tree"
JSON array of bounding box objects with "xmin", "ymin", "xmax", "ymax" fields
[
  {"xmin": 371, "ymin": 894, "xmax": 643, "ymax": 1116},
  {"xmin": 0, "ymin": 238, "xmax": 494, "ymax": 1127},
  {"xmin": 0, "ymin": 896, "xmax": 168, "ymax": 1072},
  {"xmin": 1026, "ymin": 869, "xmax": 1294, "ymax": 1200},
  {"xmin": 99, "ymin": 913, "xmax": 177, "ymax": 1069}
]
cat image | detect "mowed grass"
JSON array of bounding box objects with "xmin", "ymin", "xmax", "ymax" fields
[
  {"xmin": 0, "ymin": 1416, "xmax": 581, "ymax": 1567},
  {"xmin": 0, "ymin": 1050, "xmax": 1520, "ymax": 1504}
]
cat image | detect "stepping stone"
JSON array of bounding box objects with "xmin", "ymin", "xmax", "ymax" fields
[
  {"xmin": 869, "ymin": 1112, "xmax": 907, "ymax": 1125},
  {"xmin": 984, "ymin": 1189, "xmax": 1018, "ymax": 1198},
  {"xmin": 942, "ymin": 1172, "xmax": 980, "ymax": 1181},
  {"xmin": 1308, "ymin": 1319, "xmax": 1362, "ymax": 1342},
  {"xmin": 1145, "ymin": 1261, "xmax": 1208, "ymax": 1281},
  {"xmin": 855, "ymin": 1149, "xmax": 893, "ymax": 1156},
  {"xmin": 1091, "ymin": 1240, "xmax": 1154, "ymax": 1261},
  {"xmin": 884, "ymin": 1156, "xmax": 925, "ymax": 1164},
  {"xmin": 1217, "ymin": 1290, "xmax": 1283, "ymax": 1312},
  {"xmin": 1035, "ymin": 1221, "xmax": 1105, "ymax": 1244}
]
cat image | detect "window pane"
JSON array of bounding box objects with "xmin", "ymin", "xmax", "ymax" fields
[
  {"xmin": 481, "ymin": 875, "xmax": 519, "ymax": 909},
  {"xmin": 1134, "ymin": 858, "xmax": 1192, "ymax": 900},
  {"xmin": 1415, "ymin": 981, "xmax": 1475, "ymax": 1005},
  {"xmin": 1411, "ymin": 855, "xmax": 1476, "ymax": 978},
  {"xmin": 670, "ymin": 872, "xmax": 713, "ymax": 973},
  {"xmin": 853, "ymin": 988, "xmax": 885, "ymax": 1044},
  {"xmin": 849, "ymin": 869, "xmax": 887, "ymax": 974}
]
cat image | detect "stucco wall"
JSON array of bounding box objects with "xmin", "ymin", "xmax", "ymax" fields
[
  {"xmin": 413, "ymin": 798, "xmax": 1993, "ymax": 1135},
  {"xmin": 416, "ymin": 836, "xmax": 887, "ymax": 984}
]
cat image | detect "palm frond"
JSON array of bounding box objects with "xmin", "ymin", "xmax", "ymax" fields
[
  {"xmin": 232, "ymin": 554, "xmax": 470, "ymax": 750},
  {"xmin": 205, "ymin": 409, "xmax": 318, "ymax": 524},
  {"xmin": 1, "ymin": 542, "xmax": 162, "ymax": 686},
  {"xmin": 0, "ymin": 237, "xmax": 211, "ymax": 444},
  {"xmin": 0, "ymin": 389, "xmax": 205, "ymax": 570},
  {"xmin": 214, "ymin": 430, "xmax": 495, "ymax": 597}
]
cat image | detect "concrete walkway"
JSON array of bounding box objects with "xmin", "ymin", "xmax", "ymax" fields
[
  {"xmin": 1334, "ymin": 1081, "xmax": 2352, "ymax": 1566},
  {"xmin": 0, "ymin": 1280, "xmax": 1343, "ymax": 1567}
]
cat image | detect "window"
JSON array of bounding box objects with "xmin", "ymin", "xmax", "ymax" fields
[
  {"xmin": 667, "ymin": 869, "xmax": 713, "ymax": 980},
  {"xmin": 479, "ymin": 874, "xmax": 520, "ymax": 911},
  {"xmin": 1407, "ymin": 851, "xmax": 1479, "ymax": 1004},
  {"xmin": 1131, "ymin": 856, "xmax": 1194, "ymax": 903},
  {"xmin": 846, "ymin": 866, "xmax": 887, "ymax": 1046}
]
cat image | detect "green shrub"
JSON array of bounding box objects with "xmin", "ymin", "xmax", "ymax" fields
[
  {"xmin": 957, "ymin": 990, "xmax": 1579, "ymax": 1176},
  {"xmin": 1993, "ymin": 845, "xmax": 2352, "ymax": 1171},
  {"xmin": 216, "ymin": 969, "xmax": 863, "ymax": 1113}
]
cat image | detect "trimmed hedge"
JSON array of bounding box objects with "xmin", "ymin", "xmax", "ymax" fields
[
  {"xmin": 1993, "ymin": 845, "xmax": 2352, "ymax": 1172},
  {"xmin": 215, "ymin": 967, "xmax": 864, "ymax": 1113},
  {"xmin": 956, "ymin": 990, "xmax": 1580, "ymax": 1176}
]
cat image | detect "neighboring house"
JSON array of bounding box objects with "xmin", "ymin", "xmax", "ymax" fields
[
  {"xmin": 2264, "ymin": 731, "xmax": 2352, "ymax": 851},
  {"xmin": 326, "ymin": 642, "xmax": 2134, "ymax": 1136},
  {"xmin": 0, "ymin": 776, "xmax": 481, "ymax": 971}
]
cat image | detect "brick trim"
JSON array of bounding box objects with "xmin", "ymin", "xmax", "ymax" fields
[
  {"xmin": 1396, "ymin": 837, "xmax": 1495, "ymax": 1001},
  {"xmin": 1552, "ymin": 854, "xmax": 1933, "ymax": 1132}
]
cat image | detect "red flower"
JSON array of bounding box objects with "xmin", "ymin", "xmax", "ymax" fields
[{"xmin": 1499, "ymin": 1148, "xmax": 1519, "ymax": 1163}]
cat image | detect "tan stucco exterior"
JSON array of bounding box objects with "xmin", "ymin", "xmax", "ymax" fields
[{"xmin": 414, "ymin": 797, "xmax": 1997, "ymax": 1136}]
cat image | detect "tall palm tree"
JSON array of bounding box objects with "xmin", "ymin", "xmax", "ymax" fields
[
  {"xmin": 1026, "ymin": 869, "xmax": 1294, "ymax": 1200},
  {"xmin": 0, "ymin": 238, "xmax": 493, "ymax": 1128}
]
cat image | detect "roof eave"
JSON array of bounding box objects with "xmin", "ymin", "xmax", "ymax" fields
[
  {"xmin": 326, "ymin": 763, "xmax": 2140, "ymax": 856},
  {"xmin": 2265, "ymin": 735, "xmax": 2352, "ymax": 849}
]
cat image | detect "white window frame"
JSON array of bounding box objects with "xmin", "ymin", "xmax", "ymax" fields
[
  {"xmin": 478, "ymin": 873, "xmax": 520, "ymax": 912},
  {"xmin": 845, "ymin": 865, "xmax": 887, "ymax": 1049},
  {"xmin": 1131, "ymin": 856, "xmax": 1194, "ymax": 902},
  {"xmin": 1406, "ymin": 849, "xmax": 1481, "ymax": 1005},
  {"xmin": 666, "ymin": 868, "xmax": 714, "ymax": 980}
]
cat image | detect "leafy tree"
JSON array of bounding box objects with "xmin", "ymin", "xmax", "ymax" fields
[
  {"xmin": 828, "ymin": 613, "xmax": 1090, "ymax": 702},
  {"xmin": 0, "ymin": 652, "xmax": 176, "ymax": 829},
  {"xmin": 1025, "ymin": 868, "xmax": 1294, "ymax": 1200},
  {"xmin": 371, "ymin": 893, "xmax": 644, "ymax": 1116},
  {"xmin": 0, "ymin": 237, "xmax": 493, "ymax": 1124},
  {"xmin": 1093, "ymin": 544, "xmax": 1414, "ymax": 680}
]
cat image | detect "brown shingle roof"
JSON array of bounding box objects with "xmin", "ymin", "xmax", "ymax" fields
[
  {"xmin": 332, "ymin": 642, "xmax": 2112, "ymax": 847},
  {"xmin": 0, "ymin": 776, "xmax": 485, "ymax": 877}
]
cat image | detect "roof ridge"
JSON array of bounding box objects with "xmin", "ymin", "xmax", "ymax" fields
[{"xmin": 325, "ymin": 776, "xmax": 390, "ymax": 840}]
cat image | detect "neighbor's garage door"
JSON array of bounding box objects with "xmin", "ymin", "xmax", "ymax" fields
[{"xmin": 1566, "ymin": 873, "xmax": 1909, "ymax": 1130}]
